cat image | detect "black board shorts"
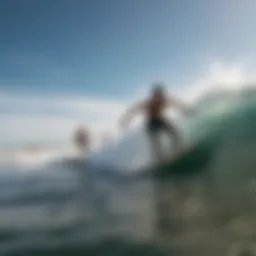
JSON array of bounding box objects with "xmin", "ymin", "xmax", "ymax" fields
[{"xmin": 146, "ymin": 117, "xmax": 170, "ymax": 135}]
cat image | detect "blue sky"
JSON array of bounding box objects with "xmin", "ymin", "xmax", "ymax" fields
[{"xmin": 1, "ymin": 0, "xmax": 256, "ymax": 146}]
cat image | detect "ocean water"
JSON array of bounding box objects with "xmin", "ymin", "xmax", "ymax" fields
[
  {"xmin": 1, "ymin": 90, "xmax": 256, "ymax": 256},
  {"xmin": 0, "ymin": 159, "xmax": 168, "ymax": 256}
]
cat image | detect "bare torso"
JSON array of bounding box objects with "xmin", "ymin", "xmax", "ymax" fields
[{"xmin": 144, "ymin": 97, "xmax": 168, "ymax": 119}]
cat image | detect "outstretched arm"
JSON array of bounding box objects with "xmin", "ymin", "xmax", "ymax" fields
[
  {"xmin": 119, "ymin": 102, "xmax": 145, "ymax": 129},
  {"xmin": 167, "ymin": 94, "xmax": 193, "ymax": 114}
]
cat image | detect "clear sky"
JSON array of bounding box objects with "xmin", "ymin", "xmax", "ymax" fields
[{"xmin": 1, "ymin": 0, "xmax": 256, "ymax": 146}]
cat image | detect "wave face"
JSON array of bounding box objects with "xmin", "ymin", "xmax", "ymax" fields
[{"xmin": 158, "ymin": 88, "xmax": 256, "ymax": 173}]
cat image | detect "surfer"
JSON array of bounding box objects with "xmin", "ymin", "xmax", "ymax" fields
[
  {"xmin": 119, "ymin": 83, "xmax": 192, "ymax": 234},
  {"xmin": 119, "ymin": 83, "xmax": 191, "ymax": 162}
]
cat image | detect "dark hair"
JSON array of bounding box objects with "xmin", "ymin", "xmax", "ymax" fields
[{"xmin": 151, "ymin": 82, "xmax": 165, "ymax": 94}]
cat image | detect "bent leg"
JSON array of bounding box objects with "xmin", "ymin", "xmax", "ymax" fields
[
  {"xmin": 147, "ymin": 131, "xmax": 164, "ymax": 164},
  {"xmin": 163, "ymin": 120, "xmax": 181, "ymax": 152},
  {"xmin": 147, "ymin": 131, "xmax": 172, "ymax": 234}
]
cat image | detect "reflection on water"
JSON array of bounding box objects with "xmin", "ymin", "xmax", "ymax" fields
[
  {"xmin": 0, "ymin": 163, "xmax": 165, "ymax": 255},
  {"xmin": 0, "ymin": 154, "xmax": 255, "ymax": 256}
]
